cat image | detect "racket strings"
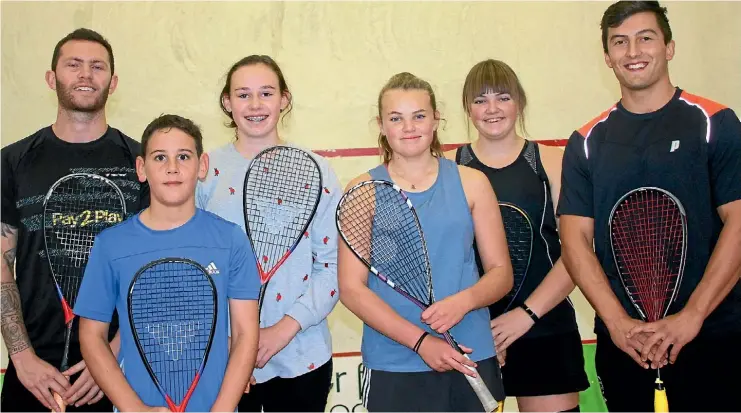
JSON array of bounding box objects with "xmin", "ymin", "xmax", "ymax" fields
[
  {"xmin": 44, "ymin": 176, "xmax": 125, "ymax": 310},
  {"xmin": 338, "ymin": 183, "xmax": 432, "ymax": 306},
  {"xmin": 244, "ymin": 148, "xmax": 321, "ymax": 274},
  {"xmin": 612, "ymin": 191, "xmax": 684, "ymax": 322},
  {"xmin": 130, "ymin": 261, "xmax": 215, "ymax": 405},
  {"xmin": 500, "ymin": 206, "xmax": 532, "ymax": 303}
]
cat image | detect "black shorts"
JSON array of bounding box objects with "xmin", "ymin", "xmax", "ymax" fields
[
  {"xmin": 501, "ymin": 330, "xmax": 589, "ymax": 397},
  {"xmin": 362, "ymin": 356, "xmax": 505, "ymax": 412},
  {"xmin": 239, "ymin": 359, "xmax": 333, "ymax": 412},
  {"xmin": 595, "ymin": 331, "xmax": 741, "ymax": 412}
]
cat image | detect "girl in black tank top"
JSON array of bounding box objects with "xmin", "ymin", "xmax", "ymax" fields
[
  {"xmin": 457, "ymin": 140, "xmax": 578, "ymax": 339},
  {"xmin": 453, "ymin": 59, "xmax": 588, "ymax": 411}
]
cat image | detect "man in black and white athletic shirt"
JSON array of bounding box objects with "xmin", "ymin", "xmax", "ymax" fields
[{"xmin": 558, "ymin": 2, "xmax": 741, "ymax": 411}]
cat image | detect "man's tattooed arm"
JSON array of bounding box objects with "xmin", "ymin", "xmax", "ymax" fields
[{"xmin": 1, "ymin": 223, "xmax": 32, "ymax": 355}]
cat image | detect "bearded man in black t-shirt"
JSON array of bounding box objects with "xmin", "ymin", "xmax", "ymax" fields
[{"xmin": 1, "ymin": 28, "xmax": 148, "ymax": 412}]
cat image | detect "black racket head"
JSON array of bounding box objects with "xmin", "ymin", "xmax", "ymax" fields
[
  {"xmin": 608, "ymin": 187, "xmax": 687, "ymax": 322},
  {"xmin": 128, "ymin": 258, "xmax": 217, "ymax": 408},
  {"xmin": 42, "ymin": 173, "xmax": 127, "ymax": 319},
  {"xmin": 336, "ymin": 179, "xmax": 434, "ymax": 307},
  {"xmin": 243, "ymin": 145, "xmax": 323, "ymax": 285},
  {"xmin": 490, "ymin": 202, "xmax": 533, "ymax": 315}
]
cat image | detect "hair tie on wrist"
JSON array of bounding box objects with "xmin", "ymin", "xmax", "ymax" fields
[
  {"xmin": 413, "ymin": 332, "xmax": 429, "ymax": 353},
  {"xmin": 521, "ymin": 304, "xmax": 540, "ymax": 323}
]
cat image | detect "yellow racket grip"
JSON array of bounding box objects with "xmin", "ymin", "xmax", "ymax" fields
[{"xmin": 654, "ymin": 378, "xmax": 669, "ymax": 412}]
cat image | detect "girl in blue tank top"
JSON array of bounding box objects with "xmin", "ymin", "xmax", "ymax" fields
[
  {"xmin": 449, "ymin": 59, "xmax": 588, "ymax": 412},
  {"xmin": 338, "ymin": 72, "xmax": 513, "ymax": 412}
]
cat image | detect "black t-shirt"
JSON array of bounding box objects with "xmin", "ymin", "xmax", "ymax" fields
[
  {"xmin": 1, "ymin": 126, "xmax": 149, "ymax": 366},
  {"xmin": 457, "ymin": 141, "xmax": 578, "ymax": 338},
  {"xmin": 558, "ymin": 88, "xmax": 741, "ymax": 337}
]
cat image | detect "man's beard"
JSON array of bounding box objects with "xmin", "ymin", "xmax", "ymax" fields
[{"xmin": 56, "ymin": 79, "xmax": 111, "ymax": 113}]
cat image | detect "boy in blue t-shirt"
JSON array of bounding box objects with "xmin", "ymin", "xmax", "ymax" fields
[{"xmin": 74, "ymin": 114, "xmax": 260, "ymax": 412}]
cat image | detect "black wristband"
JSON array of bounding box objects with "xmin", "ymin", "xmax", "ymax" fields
[
  {"xmin": 413, "ymin": 332, "xmax": 429, "ymax": 353},
  {"xmin": 521, "ymin": 304, "xmax": 540, "ymax": 322}
]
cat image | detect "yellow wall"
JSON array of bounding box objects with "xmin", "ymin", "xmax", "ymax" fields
[
  {"xmin": 2, "ymin": 2, "xmax": 740, "ymax": 411},
  {"xmin": 3, "ymin": 2, "xmax": 740, "ymax": 153}
]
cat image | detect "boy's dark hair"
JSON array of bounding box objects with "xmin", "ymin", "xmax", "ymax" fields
[
  {"xmin": 52, "ymin": 28, "xmax": 115, "ymax": 74},
  {"xmin": 601, "ymin": 1, "xmax": 672, "ymax": 53},
  {"xmin": 141, "ymin": 114, "xmax": 204, "ymax": 157}
]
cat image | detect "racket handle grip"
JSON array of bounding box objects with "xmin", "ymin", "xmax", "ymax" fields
[
  {"xmin": 52, "ymin": 392, "xmax": 66, "ymax": 413},
  {"xmin": 654, "ymin": 378, "xmax": 668, "ymax": 412},
  {"xmin": 462, "ymin": 355, "xmax": 502, "ymax": 412}
]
